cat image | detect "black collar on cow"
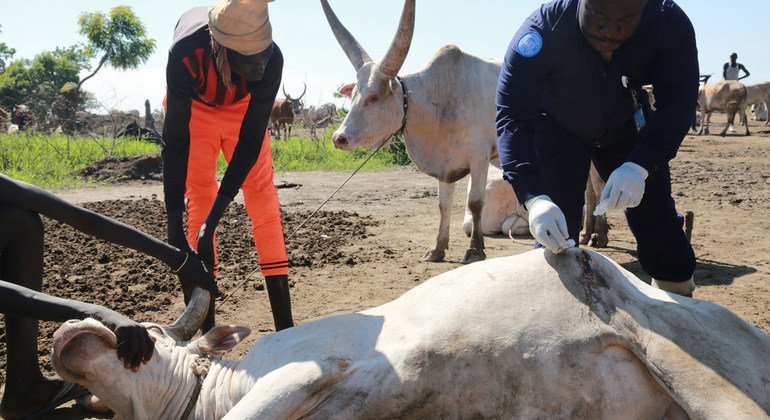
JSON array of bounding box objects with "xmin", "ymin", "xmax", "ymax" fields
[
  {"xmin": 394, "ymin": 75, "xmax": 409, "ymax": 137},
  {"xmin": 180, "ymin": 356, "xmax": 211, "ymax": 420}
]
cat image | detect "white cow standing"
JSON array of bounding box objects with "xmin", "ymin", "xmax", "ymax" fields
[
  {"xmin": 52, "ymin": 248, "xmax": 770, "ymax": 419},
  {"xmin": 297, "ymin": 103, "xmax": 338, "ymax": 139},
  {"xmin": 323, "ymin": 0, "xmax": 500, "ymax": 264},
  {"xmin": 697, "ymin": 81, "xmax": 750, "ymax": 136}
]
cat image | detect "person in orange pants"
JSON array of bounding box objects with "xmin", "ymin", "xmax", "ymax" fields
[
  {"xmin": 162, "ymin": 0, "xmax": 293, "ymax": 332},
  {"xmin": 184, "ymin": 100, "xmax": 290, "ymax": 281}
]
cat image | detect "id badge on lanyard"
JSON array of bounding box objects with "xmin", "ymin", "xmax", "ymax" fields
[{"xmin": 622, "ymin": 76, "xmax": 646, "ymax": 133}]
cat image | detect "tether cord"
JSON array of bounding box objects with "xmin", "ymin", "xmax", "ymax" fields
[{"xmin": 216, "ymin": 76, "xmax": 409, "ymax": 310}]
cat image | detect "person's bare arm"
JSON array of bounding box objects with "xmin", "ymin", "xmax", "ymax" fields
[
  {"xmin": 0, "ymin": 280, "xmax": 154, "ymax": 370},
  {"xmin": 739, "ymin": 64, "xmax": 750, "ymax": 80},
  {"xmin": 0, "ymin": 173, "xmax": 216, "ymax": 295}
]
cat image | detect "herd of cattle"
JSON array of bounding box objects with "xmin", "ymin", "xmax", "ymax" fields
[
  {"xmin": 21, "ymin": 0, "xmax": 770, "ymax": 417},
  {"xmin": 269, "ymin": 83, "xmax": 340, "ymax": 140}
]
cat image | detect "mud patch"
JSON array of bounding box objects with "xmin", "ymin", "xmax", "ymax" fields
[
  {"xmin": 75, "ymin": 154, "xmax": 162, "ymax": 182},
  {"xmin": 0, "ymin": 198, "xmax": 379, "ymax": 384}
]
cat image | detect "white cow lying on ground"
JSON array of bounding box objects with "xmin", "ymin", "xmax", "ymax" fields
[
  {"xmin": 52, "ymin": 249, "xmax": 769, "ymax": 419},
  {"xmin": 747, "ymin": 82, "xmax": 770, "ymax": 124},
  {"xmin": 462, "ymin": 165, "xmax": 528, "ymax": 238},
  {"xmin": 753, "ymin": 102, "xmax": 768, "ymax": 122},
  {"xmin": 472, "ymin": 164, "xmax": 610, "ymax": 247}
]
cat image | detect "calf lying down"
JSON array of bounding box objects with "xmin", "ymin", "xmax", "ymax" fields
[
  {"xmin": 462, "ymin": 165, "xmax": 528, "ymax": 238},
  {"xmin": 52, "ymin": 249, "xmax": 769, "ymax": 419}
]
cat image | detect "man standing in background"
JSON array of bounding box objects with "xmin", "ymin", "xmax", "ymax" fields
[{"xmin": 723, "ymin": 52, "xmax": 750, "ymax": 81}]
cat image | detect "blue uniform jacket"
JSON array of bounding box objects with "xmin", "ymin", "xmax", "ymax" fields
[{"xmin": 496, "ymin": 0, "xmax": 699, "ymax": 205}]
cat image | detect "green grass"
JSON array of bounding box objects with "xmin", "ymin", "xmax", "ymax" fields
[
  {"xmin": 270, "ymin": 129, "xmax": 408, "ymax": 172},
  {"xmin": 0, "ymin": 129, "xmax": 410, "ymax": 189},
  {"xmin": 0, "ymin": 133, "xmax": 160, "ymax": 188}
]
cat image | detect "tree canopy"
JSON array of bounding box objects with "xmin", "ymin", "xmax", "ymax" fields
[
  {"xmin": 0, "ymin": 47, "xmax": 89, "ymax": 119},
  {"xmin": 76, "ymin": 6, "xmax": 156, "ymax": 90},
  {"xmin": 0, "ymin": 6, "xmax": 155, "ymax": 130},
  {"xmin": 0, "ymin": 25, "xmax": 16, "ymax": 74}
]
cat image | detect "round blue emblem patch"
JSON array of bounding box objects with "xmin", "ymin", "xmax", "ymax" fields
[{"xmin": 516, "ymin": 31, "xmax": 543, "ymax": 58}]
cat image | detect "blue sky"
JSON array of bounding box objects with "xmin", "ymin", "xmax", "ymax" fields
[{"xmin": 1, "ymin": 0, "xmax": 767, "ymax": 112}]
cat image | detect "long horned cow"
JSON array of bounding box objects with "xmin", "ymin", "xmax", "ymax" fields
[
  {"xmin": 322, "ymin": 0, "xmax": 502, "ymax": 264},
  {"xmin": 270, "ymin": 82, "xmax": 306, "ymax": 140},
  {"xmin": 51, "ymin": 249, "xmax": 770, "ymax": 418}
]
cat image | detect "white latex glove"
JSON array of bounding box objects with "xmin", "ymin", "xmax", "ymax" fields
[
  {"xmin": 594, "ymin": 162, "xmax": 649, "ymax": 216},
  {"xmin": 526, "ymin": 195, "xmax": 576, "ymax": 254}
]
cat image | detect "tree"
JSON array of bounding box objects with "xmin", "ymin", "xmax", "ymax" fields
[
  {"xmin": 0, "ymin": 47, "xmax": 88, "ymax": 122},
  {"xmin": 0, "ymin": 25, "xmax": 15, "ymax": 74},
  {"xmin": 45, "ymin": 6, "xmax": 156, "ymax": 133},
  {"xmin": 76, "ymin": 6, "xmax": 156, "ymax": 92}
]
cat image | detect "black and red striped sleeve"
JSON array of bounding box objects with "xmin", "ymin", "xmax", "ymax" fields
[{"xmin": 161, "ymin": 51, "xmax": 195, "ymax": 214}]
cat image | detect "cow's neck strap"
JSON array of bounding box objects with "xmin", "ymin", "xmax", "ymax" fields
[
  {"xmin": 395, "ymin": 75, "xmax": 409, "ymax": 136},
  {"xmin": 181, "ymin": 356, "xmax": 211, "ymax": 420}
]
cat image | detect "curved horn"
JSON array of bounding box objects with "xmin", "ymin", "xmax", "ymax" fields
[
  {"xmin": 377, "ymin": 0, "xmax": 416, "ymax": 79},
  {"xmin": 320, "ymin": 0, "xmax": 373, "ymax": 71},
  {"xmin": 164, "ymin": 288, "xmax": 211, "ymax": 341},
  {"xmin": 296, "ymin": 82, "xmax": 307, "ymax": 101},
  {"xmin": 282, "ymin": 84, "xmax": 290, "ymax": 99}
]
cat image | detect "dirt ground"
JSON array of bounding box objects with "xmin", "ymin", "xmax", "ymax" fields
[{"xmin": 1, "ymin": 119, "xmax": 769, "ymax": 418}]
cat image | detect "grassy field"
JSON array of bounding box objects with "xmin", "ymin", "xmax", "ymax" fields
[
  {"xmin": 0, "ymin": 129, "xmax": 408, "ymax": 189},
  {"xmin": 0, "ymin": 134, "xmax": 159, "ymax": 188}
]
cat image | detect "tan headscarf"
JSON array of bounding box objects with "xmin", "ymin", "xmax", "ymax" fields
[
  {"xmin": 208, "ymin": 0, "xmax": 274, "ymax": 56},
  {"xmin": 208, "ymin": 0, "xmax": 274, "ymax": 87}
]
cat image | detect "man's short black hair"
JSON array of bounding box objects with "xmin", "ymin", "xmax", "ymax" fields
[{"xmin": 730, "ymin": 52, "xmax": 738, "ymax": 59}]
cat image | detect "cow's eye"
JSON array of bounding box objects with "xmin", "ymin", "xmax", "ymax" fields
[{"xmin": 365, "ymin": 95, "xmax": 378, "ymax": 105}]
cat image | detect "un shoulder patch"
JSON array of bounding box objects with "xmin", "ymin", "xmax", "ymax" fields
[{"xmin": 516, "ymin": 31, "xmax": 543, "ymax": 58}]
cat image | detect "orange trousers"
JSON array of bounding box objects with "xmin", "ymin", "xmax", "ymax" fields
[{"xmin": 186, "ymin": 98, "xmax": 288, "ymax": 277}]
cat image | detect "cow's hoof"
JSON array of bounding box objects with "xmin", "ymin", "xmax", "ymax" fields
[
  {"xmin": 461, "ymin": 248, "xmax": 486, "ymax": 264},
  {"xmin": 578, "ymin": 233, "xmax": 591, "ymax": 246},
  {"xmin": 588, "ymin": 233, "xmax": 608, "ymax": 248},
  {"xmin": 422, "ymin": 249, "xmax": 445, "ymax": 262}
]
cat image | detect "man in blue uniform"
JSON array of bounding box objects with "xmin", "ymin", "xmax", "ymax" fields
[{"xmin": 496, "ymin": 0, "xmax": 698, "ymax": 296}]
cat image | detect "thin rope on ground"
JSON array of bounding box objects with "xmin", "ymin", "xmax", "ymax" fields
[{"xmin": 216, "ymin": 139, "xmax": 390, "ymax": 310}]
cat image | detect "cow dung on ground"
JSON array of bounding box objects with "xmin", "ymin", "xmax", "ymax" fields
[
  {"xmin": 0, "ymin": 198, "xmax": 379, "ymax": 385},
  {"xmin": 75, "ymin": 154, "xmax": 163, "ymax": 183}
]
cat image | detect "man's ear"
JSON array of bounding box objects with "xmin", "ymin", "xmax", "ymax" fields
[
  {"xmin": 338, "ymin": 82, "xmax": 356, "ymax": 98},
  {"xmin": 186, "ymin": 325, "xmax": 251, "ymax": 357}
]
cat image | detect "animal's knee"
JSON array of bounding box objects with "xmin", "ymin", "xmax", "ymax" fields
[{"xmin": 467, "ymin": 199, "xmax": 483, "ymax": 217}]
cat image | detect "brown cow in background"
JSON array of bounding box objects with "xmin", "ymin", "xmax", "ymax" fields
[{"xmin": 270, "ymin": 83, "xmax": 306, "ymax": 139}]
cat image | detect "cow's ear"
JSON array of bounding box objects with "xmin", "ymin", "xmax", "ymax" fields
[
  {"xmin": 338, "ymin": 83, "xmax": 355, "ymax": 98},
  {"xmin": 186, "ymin": 325, "xmax": 251, "ymax": 357}
]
